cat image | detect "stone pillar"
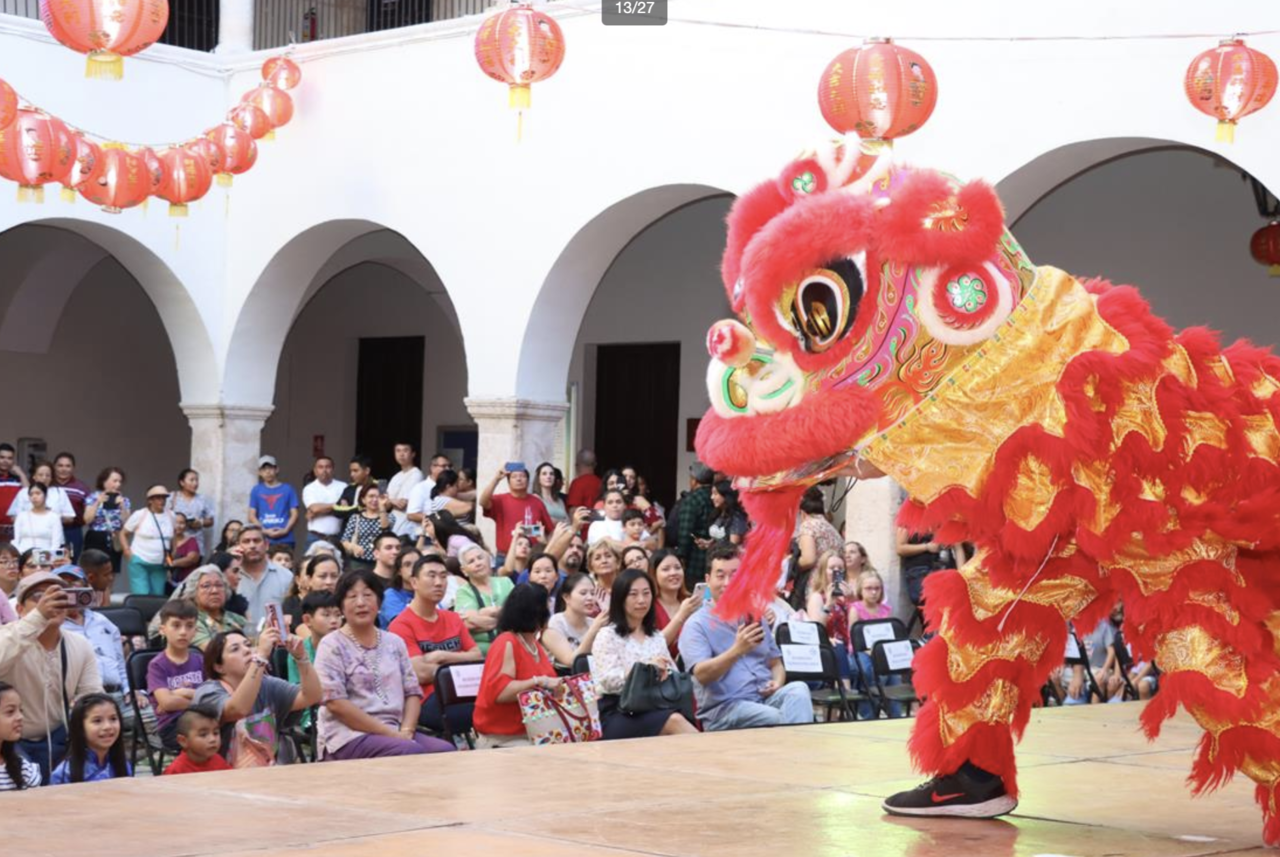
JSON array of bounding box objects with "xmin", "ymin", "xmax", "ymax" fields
[
  {"xmin": 842, "ymin": 476, "xmax": 909, "ymax": 617},
  {"xmin": 182, "ymin": 404, "xmax": 274, "ymax": 537},
  {"xmin": 464, "ymin": 397, "xmax": 569, "ymax": 549},
  {"xmin": 215, "ymin": 0, "xmax": 255, "ymax": 54}
]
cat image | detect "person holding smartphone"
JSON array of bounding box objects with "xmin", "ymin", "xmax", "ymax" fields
[
  {"xmin": 83, "ymin": 468, "xmax": 130, "ymax": 576},
  {"xmin": 478, "ymin": 463, "xmax": 554, "ymax": 563}
]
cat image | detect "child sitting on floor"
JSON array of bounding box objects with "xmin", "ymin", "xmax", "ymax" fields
[{"xmin": 163, "ymin": 705, "xmax": 231, "ymax": 775}]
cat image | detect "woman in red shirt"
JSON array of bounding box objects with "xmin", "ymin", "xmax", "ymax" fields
[{"xmin": 473, "ymin": 582, "xmax": 561, "ymax": 748}]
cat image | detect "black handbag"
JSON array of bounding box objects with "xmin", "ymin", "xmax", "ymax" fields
[{"xmin": 619, "ymin": 662, "xmax": 695, "ymax": 723}]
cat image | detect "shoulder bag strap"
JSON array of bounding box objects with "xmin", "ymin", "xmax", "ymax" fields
[
  {"xmin": 59, "ymin": 638, "xmax": 72, "ymax": 723},
  {"xmin": 468, "ymin": 582, "xmax": 494, "ymax": 643},
  {"xmin": 151, "ymin": 511, "xmax": 172, "ymax": 562}
]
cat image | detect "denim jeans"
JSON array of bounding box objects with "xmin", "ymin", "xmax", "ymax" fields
[
  {"xmin": 854, "ymin": 651, "xmax": 904, "ymax": 718},
  {"xmin": 703, "ymin": 681, "xmax": 813, "ymax": 731}
]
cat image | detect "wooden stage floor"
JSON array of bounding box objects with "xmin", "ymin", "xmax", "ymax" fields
[{"xmin": 7, "ymin": 703, "xmax": 1270, "ymax": 857}]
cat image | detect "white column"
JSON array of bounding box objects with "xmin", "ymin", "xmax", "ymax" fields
[
  {"xmin": 182, "ymin": 403, "xmax": 274, "ymax": 537},
  {"xmin": 464, "ymin": 397, "xmax": 569, "ymax": 549},
  {"xmin": 215, "ymin": 0, "xmax": 256, "ymax": 54},
  {"xmin": 842, "ymin": 477, "xmax": 908, "ymax": 617}
]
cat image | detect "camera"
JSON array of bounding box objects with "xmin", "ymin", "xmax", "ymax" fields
[
  {"xmin": 63, "ymin": 587, "xmax": 94, "ymax": 609},
  {"xmin": 31, "ymin": 548, "xmax": 51, "ymax": 566}
]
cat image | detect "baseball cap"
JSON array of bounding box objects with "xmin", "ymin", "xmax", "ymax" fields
[
  {"xmin": 15, "ymin": 571, "xmax": 64, "ymax": 604},
  {"xmin": 258, "ymin": 455, "xmax": 278, "ymax": 468},
  {"xmin": 56, "ymin": 565, "xmax": 87, "ymax": 583}
]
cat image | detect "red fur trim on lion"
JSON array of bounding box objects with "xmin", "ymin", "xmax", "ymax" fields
[
  {"xmin": 722, "ymin": 179, "xmax": 790, "ymax": 311},
  {"xmin": 874, "ymin": 172, "xmax": 1005, "ymax": 267},
  {"xmin": 713, "ymin": 487, "xmax": 804, "ymax": 621}
]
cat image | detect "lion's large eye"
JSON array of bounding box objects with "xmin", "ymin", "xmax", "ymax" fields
[{"xmin": 783, "ymin": 254, "xmax": 864, "ymax": 353}]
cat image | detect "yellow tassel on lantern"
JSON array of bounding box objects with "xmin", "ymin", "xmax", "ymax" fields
[
  {"xmin": 217, "ymin": 173, "xmax": 233, "ymax": 188},
  {"xmin": 141, "ymin": 197, "xmax": 149, "ymax": 214},
  {"xmin": 1270, "ymin": 264, "xmax": 1280, "ymax": 277},
  {"xmin": 860, "ymin": 138, "xmax": 893, "ymax": 155},
  {"xmin": 509, "ymin": 84, "xmax": 531, "ymax": 110},
  {"xmin": 86, "ymin": 50, "xmax": 124, "ymax": 81},
  {"xmin": 264, "ymin": 129, "xmax": 276, "ymax": 142},
  {"xmin": 16, "ymin": 185, "xmax": 43, "ymax": 204},
  {"xmin": 61, "ymin": 187, "xmax": 77, "ymax": 203},
  {"xmin": 1216, "ymin": 121, "xmax": 1236, "ymax": 144},
  {"xmin": 169, "ymin": 203, "xmax": 189, "ymax": 218}
]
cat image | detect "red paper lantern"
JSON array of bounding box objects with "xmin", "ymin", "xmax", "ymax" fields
[
  {"xmin": 0, "ymin": 109, "xmax": 75, "ymax": 203},
  {"xmin": 262, "ymin": 56, "xmax": 301, "ymax": 90},
  {"xmin": 60, "ymin": 134, "xmax": 104, "ymax": 203},
  {"xmin": 155, "ymin": 145, "xmax": 212, "ymax": 217},
  {"xmin": 1252, "ymin": 221, "xmax": 1280, "ymax": 277},
  {"xmin": 206, "ymin": 123, "xmax": 257, "ymax": 187},
  {"xmin": 242, "ymin": 85, "xmax": 294, "ymax": 140},
  {"xmin": 40, "ymin": 0, "xmax": 170, "ymax": 81},
  {"xmin": 0, "ymin": 78, "xmax": 16, "ymax": 131},
  {"xmin": 818, "ymin": 37, "xmax": 938, "ymax": 149},
  {"xmin": 186, "ymin": 136, "xmax": 224, "ymax": 174},
  {"xmin": 1185, "ymin": 39, "xmax": 1278, "ymax": 143},
  {"xmin": 137, "ymin": 145, "xmax": 168, "ymax": 197},
  {"xmin": 78, "ymin": 146, "xmax": 150, "ymax": 213},
  {"xmin": 228, "ymin": 102, "xmax": 272, "ymax": 141},
  {"xmin": 474, "ymin": 3, "xmax": 565, "ymax": 111}
]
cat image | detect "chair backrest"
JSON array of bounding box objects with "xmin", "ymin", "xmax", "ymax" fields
[
  {"xmin": 1113, "ymin": 629, "xmax": 1134, "ymax": 670},
  {"xmin": 775, "ymin": 619, "xmax": 834, "ymax": 650},
  {"xmin": 124, "ymin": 595, "xmax": 169, "ymax": 627},
  {"xmin": 126, "ymin": 649, "xmax": 164, "ymax": 704},
  {"xmin": 1063, "ymin": 628, "xmax": 1090, "ymax": 666},
  {"xmin": 571, "ymin": 653, "xmax": 592, "ymax": 677},
  {"xmin": 851, "ymin": 618, "xmax": 907, "ymax": 652},
  {"xmin": 871, "ymin": 639, "xmax": 919, "ymax": 678},
  {"xmin": 97, "ymin": 606, "xmax": 147, "ymax": 638},
  {"xmin": 435, "ymin": 663, "xmax": 485, "ymax": 707},
  {"xmin": 778, "ymin": 641, "xmax": 840, "ymax": 684}
]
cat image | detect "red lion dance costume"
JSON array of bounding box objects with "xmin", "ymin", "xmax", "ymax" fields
[{"xmin": 695, "ymin": 142, "xmax": 1280, "ymax": 842}]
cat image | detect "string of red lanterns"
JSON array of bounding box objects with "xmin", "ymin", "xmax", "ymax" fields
[{"xmin": 0, "ymin": 56, "xmax": 301, "ymax": 213}]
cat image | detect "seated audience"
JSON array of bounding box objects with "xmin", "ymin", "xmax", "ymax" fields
[
  {"xmin": 842, "ymin": 541, "xmax": 875, "ymax": 576},
  {"xmin": 193, "ymin": 626, "xmax": 320, "ymax": 767},
  {"xmin": 500, "ymin": 533, "xmax": 534, "ymax": 579},
  {"xmin": 621, "ymin": 544, "xmax": 649, "ymax": 572},
  {"xmin": 163, "ymin": 704, "xmax": 232, "ymax": 775},
  {"xmin": 472, "ymin": 583, "xmax": 561, "ymax": 748},
  {"xmin": 0, "ymin": 681, "xmax": 40, "ymax": 790},
  {"xmin": 155, "ymin": 566, "xmax": 247, "ymax": 652},
  {"xmin": 50, "ymin": 693, "xmax": 131, "ymax": 784},
  {"xmin": 314, "ymin": 568, "xmax": 454, "ymax": 759},
  {"xmin": 148, "ymin": 600, "xmax": 205, "ymax": 750},
  {"xmin": 803, "ymin": 551, "xmax": 853, "ymax": 680},
  {"xmin": 56, "ymin": 565, "xmax": 134, "ymax": 730},
  {"xmin": 0, "ymin": 544, "xmax": 17, "ymax": 625},
  {"xmin": 542, "ymin": 572, "xmax": 607, "ymax": 668},
  {"xmin": 649, "ymin": 550, "xmax": 701, "ymax": 654},
  {"xmin": 585, "ymin": 542, "xmax": 621, "ymax": 615},
  {"xmin": 678, "ymin": 545, "xmax": 813, "ymax": 731},
  {"xmin": 524, "ymin": 552, "xmax": 561, "ymax": 612},
  {"xmin": 850, "ymin": 569, "xmax": 901, "ymax": 717},
  {"xmin": 588, "ymin": 490, "xmax": 655, "ymax": 551},
  {"xmin": 378, "ymin": 545, "xmax": 421, "ymax": 629},
  {"xmin": 214, "ymin": 520, "xmax": 244, "ymax": 555},
  {"xmin": 387, "ymin": 554, "xmax": 483, "ymax": 735},
  {"xmin": 706, "ymin": 481, "xmax": 749, "ymax": 547},
  {"xmin": 454, "ymin": 543, "xmax": 513, "ymax": 656},
  {"xmin": 592, "ymin": 569, "xmax": 699, "ymax": 740}
]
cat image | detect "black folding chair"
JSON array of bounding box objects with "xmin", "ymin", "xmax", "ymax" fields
[
  {"xmin": 870, "ymin": 638, "xmax": 923, "ymax": 716},
  {"xmin": 98, "ymin": 607, "xmax": 147, "ymax": 657},
  {"xmin": 126, "ymin": 649, "xmax": 170, "ymax": 776},
  {"xmin": 571, "ymin": 653, "xmax": 592, "ymax": 678},
  {"xmin": 431, "ymin": 664, "xmax": 483, "ymax": 749},
  {"xmin": 851, "ymin": 618, "xmax": 909, "ymax": 718},
  {"xmin": 123, "ymin": 595, "xmax": 168, "ymax": 628},
  {"xmin": 775, "ymin": 621, "xmax": 858, "ymax": 722},
  {"xmin": 1065, "ymin": 625, "xmax": 1106, "ymax": 702},
  {"xmin": 1112, "ymin": 630, "xmax": 1141, "ymax": 701}
]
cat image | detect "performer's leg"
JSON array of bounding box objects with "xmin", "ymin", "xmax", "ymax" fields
[{"xmin": 884, "ymin": 548, "xmax": 1103, "ymax": 817}]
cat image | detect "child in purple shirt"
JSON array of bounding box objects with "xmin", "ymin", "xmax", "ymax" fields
[{"xmin": 148, "ymin": 600, "xmax": 206, "ymax": 748}]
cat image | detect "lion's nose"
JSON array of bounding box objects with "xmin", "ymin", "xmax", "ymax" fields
[{"xmin": 707, "ymin": 319, "xmax": 755, "ymax": 368}]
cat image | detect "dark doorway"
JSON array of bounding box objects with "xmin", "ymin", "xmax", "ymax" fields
[
  {"xmin": 594, "ymin": 343, "xmax": 681, "ymax": 509},
  {"xmin": 159, "ymin": 0, "xmax": 220, "ymax": 52},
  {"xmin": 356, "ymin": 336, "xmax": 424, "ymax": 479},
  {"xmin": 368, "ymin": 0, "xmax": 433, "ymax": 32}
]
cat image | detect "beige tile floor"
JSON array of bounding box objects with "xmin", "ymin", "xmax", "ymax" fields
[{"xmin": 4, "ymin": 703, "xmax": 1269, "ymax": 857}]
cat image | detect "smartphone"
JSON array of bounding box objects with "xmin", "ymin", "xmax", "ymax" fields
[
  {"xmin": 504, "ymin": 461, "xmax": 527, "ymax": 474},
  {"xmin": 693, "ymin": 582, "xmax": 710, "ymax": 604},
  {"xmin": 262, "ymin": 602, "xmax": 289, "ymax": 644},
  {"xmin": 63, "ymin": 587, "xmax": 94, "ymax": 609},
  {"xmin": 833, "ymin": 568, "xmax": 846, "ymax": 586},
  {"xmin": 524, "ymin": 523, "xmax": 545, "ymax": 540},
  {"xmin": 589, "ymin": 510, "xmax": 605, "ymax": 522}
]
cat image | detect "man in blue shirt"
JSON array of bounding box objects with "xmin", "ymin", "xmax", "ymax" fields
[
  {"xmin": 678, "ymin": 543, "xmax": 812, "ymax": 731},
  {"xmin": 248, "ymin": 455, "xmax": 300, "ymax": 547}
]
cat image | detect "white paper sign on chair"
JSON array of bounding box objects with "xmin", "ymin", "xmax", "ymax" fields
[
  {"xmin": 862, "ymin": 622, "xmax": 897, "ymax": 649},
  {"xmin": 883, "ymin": 640, "xmax": 916, "ymax": 671},
  {"xmin": 787, "ymin": 620, "xmax": 820, "ymax": 645},
  {"xmin": 450, "ymin": 663, "xmax": 485, "ymax": 698},
  {"xmin": 781, "ymin": 643, "xmax": 823, "ymax": 673}
]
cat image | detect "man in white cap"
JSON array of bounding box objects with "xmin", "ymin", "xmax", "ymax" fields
[
  {"xmin": 0, "ymin": 571, "xmax": 103, "ymax": 782},
  {"xmin": 248, "ymin": 455, "xmax": 300, "ymax": 549}
]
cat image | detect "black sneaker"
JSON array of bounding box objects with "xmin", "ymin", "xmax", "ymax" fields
[{"xmin": 881, "ymin": 766, "xmax": 1017, "ymax": 818}]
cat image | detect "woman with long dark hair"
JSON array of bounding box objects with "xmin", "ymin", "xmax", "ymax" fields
[
  {"xmin": 50, "ymin": 693, "xmax": 131, "ymax": 784},
  {"xmin": 83, "ymin": 467, "xmax": 130, "ymax": 574},
  {"xmin": 0, "ymin": 682, "xmax": 39, "ymax": 790},
  {"xmin": 533, "ymin": 462, "xmax": 568, "ymax": 526},
  {"xmin": 707, "ymin": 481, "xmax": 749, "ymax": 547}
]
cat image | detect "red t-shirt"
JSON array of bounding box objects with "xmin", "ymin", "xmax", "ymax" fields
[
  {"xmin": 485, "ymin": 493, "xmax": 553, "ymax": 555},
  {"xmin": 0, "ymin": 474, "xmax": 22, "ymax": 529},
  {"xmin": 566, "ymin": 474, "xmax": 602, "ymax": 511},
  {"xmin": 472, "ymin": 631, "xmax": 556, "ymax": 736},
  {"xmin": 388, "ymin": 606, "xmax": 476, "ymax": 699},
  {"xmin": 163, "ymin": 750, "xmax": 232, "ymax": 775}
]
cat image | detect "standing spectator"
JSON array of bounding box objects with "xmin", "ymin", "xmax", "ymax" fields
[
  {"xmin": 248, "ymin": 456, "xmax": 300, "ymax": 548},
  {"xmin": 83, "ymin": 468, "xmax": 129, "ymax": 576},
  {"xmin": 533, "ymin": 462, "xmax": 569, "ymax": 525},
  {"xmin": 49, "ymin": 693, "xmax": 130, "ymax": 784},
  {"xmin": 193, "ymin": 626, "xmax": 320, "ymax": 768},
  {"xmin": 0, "ymin": 443, "xmax": 26, "ymax": 543},
  {"xmin": 592, "ymin": 569, "xmax": 699, "ymax": 740},
  {"xmin": 13, "ymin": 484, "xmax": 65, "ymax": 554},
  {"xmin": 388, "ymin": 553, "xmax": 484, "ymax": 734},
  {"xmin": 386, "ymin": 443, "xmax": 424, "ymax": 539},
  {"xmin": 314, "ymin": 568, "xmax": 454, "ymax": 759},
  {"xmin": 706, "ymin": 481, "xmax": 749, "ymax": 547},
  {"xmin": 169, "ymin": 513, "xmax": 202, "ymax": 584},
  {"xmin": 147, "ymin": 599, "xmax": 205, "ymax": 750},
  {"xmin": 0, "ymin": 572, "xmax": 104, "ymax": 781},
  {"xmin": 678, "ymin": 545, "xmax": 813, "ymax": 731},
  {"xmin": 0, "ymin": 681, "xmax": 41, "ymax": 790},
  {"xmin": 167, "ymin": 469, "xmax": 216, "ymax": 556},
  {"xmin": 405, "ymin": 453, "xmax": 453, "ymax": 538},
  {"xmin": 410, "ymin": 469, "xmax": 474, "ymax": 528},
  {"xmin": 57, "ymin": 566, "xmax": 132, "ymax": 726},
  {"xmin": 232, "ymin": 526, "xmax": 292, "ymax": 629},
  {"xmin": 333, "ymin": 455, "xmax": 376, "ymax": 530},
  {"xmin": 796, "ymin": 487, "xmax": 843, "ymax": 573},
  {"xmin": 6, "ymin": 461, "xmax": 75, "ymax": 530},
  {"xmin": 120, "ymin": 485, "xmax": 175, "ymax": 596},
  {"xmin": 340, "ymin": 484, "xmax": 391, "ymax": 572},
  {"xmin": 302, "ymin": 457, "xmax": 347, "ymax": 548},
  {"xmin": 214, "ymin": 520, "xmax": 243, "ymax": 554},
  {"xmin": 454, "ymin": 544, "xmax": 513, "ymax": 656},
  {"xmin": 479, "ymin": 463, "xmax": 553, "ymax": 560},
  {"xmin": 565, "ymin": 449, "xmax": 601, "ymax": 520},
  {"xmin": 472, "ymin": 583, "xmax": 561, "ymax": 748},
  {"xmin": 675, "ymin": 462, "xmax": 715, "ymax": 586},
  {"xmin": 649, "ymin": 549, "xmax": 700, "ymax": 654},
  {"xmin": 52, "ymin": 453, "xmax": 90, "ymax": 561}
]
